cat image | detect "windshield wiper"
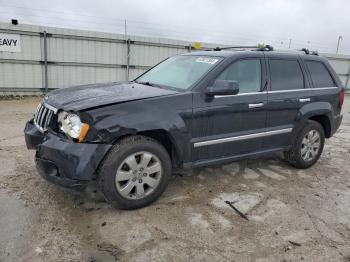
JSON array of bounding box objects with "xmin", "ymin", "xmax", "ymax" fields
[
  {"xmin": 134, "ymin": 80, "xmax": 173, "ymax": 91},
  {"xmin": 134, "ymin": 80, "xmax": 155, "ymax": 86}
]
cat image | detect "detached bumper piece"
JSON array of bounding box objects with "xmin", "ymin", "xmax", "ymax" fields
[
  {"xmin": 24, "ymin": 120, "xmax": 112, "ymax": 189},
  {"xmin": 24, "ymin": 120, "xmax": 45, "ymax": 149}
]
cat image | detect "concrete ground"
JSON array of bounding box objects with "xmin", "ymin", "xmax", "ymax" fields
[{"xmin": 0, "ymin": 96, "xmax": 350, "ymax": 262}]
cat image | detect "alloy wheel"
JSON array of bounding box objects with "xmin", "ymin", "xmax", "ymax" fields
[
  {"xmin": 115, "ymin": 151, "xmax": 163, "ymax": 200},
  {"xmin": 300, "ymin": 129, "xmax": 321, "ymax": 162}
]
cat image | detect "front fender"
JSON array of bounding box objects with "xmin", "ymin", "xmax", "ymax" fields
[{"xmin": 83, "ymin": 93, "xmax": 193, "ymax": 165}]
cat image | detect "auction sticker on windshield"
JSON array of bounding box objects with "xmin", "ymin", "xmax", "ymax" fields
[{"xmin": 195, "ymin": 57, "xmax": 219, "ymax": 64}]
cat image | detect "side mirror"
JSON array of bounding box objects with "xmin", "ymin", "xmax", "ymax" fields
[{"xmin": 206, "ymin": 80, "xmax": 239, "ymax": 97}]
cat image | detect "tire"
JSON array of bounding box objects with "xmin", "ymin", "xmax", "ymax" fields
[
  {"xmin": 284, "ymin": 120, "xmax": 325, "ymax": 169},
  {"xmin": 98, "ymin": 135, "xmax": 171, "ymax": 209}
]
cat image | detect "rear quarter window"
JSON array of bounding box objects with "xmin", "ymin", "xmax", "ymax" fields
[
  {"xmin": 269, "ymin": 59, "xmax": 304, "ymax": 91},
  {"xmin": 305, "ymin": 61, "xmax": 335, "ymax": 88}
]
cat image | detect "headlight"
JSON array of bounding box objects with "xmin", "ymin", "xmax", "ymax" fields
[{"xmin": 58, "ymin": 112, "xmax": 89, "ymax": 142}]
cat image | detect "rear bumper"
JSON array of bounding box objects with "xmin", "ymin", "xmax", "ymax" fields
[{"xmin": 24, "ymin": 120, "xmax": 112, "ymax": 189}]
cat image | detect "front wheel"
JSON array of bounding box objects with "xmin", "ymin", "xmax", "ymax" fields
[
  {"xmin": 284, "ymin": 120, "xmax": 325, "ymax": 169},
  {"xmin": 98, "ymin": 135, "xmax": 171, "ymax": 209}
]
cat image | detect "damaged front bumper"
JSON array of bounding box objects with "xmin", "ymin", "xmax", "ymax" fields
[{"xmin": 24, "ymin": 120, "xmax": 111, "ymax": 189}]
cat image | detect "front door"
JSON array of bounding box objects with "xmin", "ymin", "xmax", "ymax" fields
[{"xmin": 192, "ymin": 56, "xmax": 267, "ymax": 164}]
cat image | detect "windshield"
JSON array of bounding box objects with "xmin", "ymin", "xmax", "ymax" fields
[{"xmin": 135, "ymin": 55, "xmax": 221, "ymax": 90}]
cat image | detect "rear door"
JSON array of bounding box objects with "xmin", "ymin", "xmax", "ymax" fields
[{"xmin": 264, "ymin": 54, "xmax": 313, "ymax": 150}]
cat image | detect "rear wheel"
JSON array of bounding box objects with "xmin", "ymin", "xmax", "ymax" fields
[
  {"xmin": 98, "ymin": 135, "xmax": 171, "ymax": 209},
  {"xmin": 284, "ymin": 120, "xmax": 325, "ymax": 169}
]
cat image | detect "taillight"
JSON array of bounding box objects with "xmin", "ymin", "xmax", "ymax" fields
[{"xmin": 339, "ymin": 89, "xmax": 345, "ymax": 108}]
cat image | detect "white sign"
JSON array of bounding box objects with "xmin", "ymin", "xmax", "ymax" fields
[
  {"xmin": 195, "ymin": 57, "xmax": 219, "ymax": 64},
  {"xmin": 0, "ymin": 33, "xmax": 21, "ymax": 52}
]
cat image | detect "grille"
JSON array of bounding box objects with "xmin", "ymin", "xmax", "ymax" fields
[{"xmin": 34, "ymin": 103, "xmax": 55, "ymax": 132}]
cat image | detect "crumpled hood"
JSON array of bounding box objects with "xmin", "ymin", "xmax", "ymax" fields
[{"xmin": 44, "ymin": 82, "xmax": 179, "ymax": 111}]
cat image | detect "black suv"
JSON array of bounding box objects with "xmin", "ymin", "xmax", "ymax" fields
[{"xmin": 25, "ymin": 48, "xmax": 344, "ymax": 209}]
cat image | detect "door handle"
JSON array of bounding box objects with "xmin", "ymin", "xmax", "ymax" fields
[
  {"xmin": 299, "ymin": 98, "xmax": 310, "ymax": 102},
  {"xmin": 248, "ymin": 103, "xmax": 264, "ymax": 108}
]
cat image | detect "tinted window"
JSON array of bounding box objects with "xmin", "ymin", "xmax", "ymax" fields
[
  {"xmin": 306, "ymin": 61, "xmax": 335, "ymax": 88},
  {"xmin": 217, "ymin": 59, "xmax": 261, "ymax": 93},
  {"xmin": 269, "ymin": 59, "xmax": 304, "ymax": 90}
]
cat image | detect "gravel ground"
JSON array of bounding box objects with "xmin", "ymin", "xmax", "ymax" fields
[{"xmin": 0, "ymin": 96, "xmax": 350, "ymax": 262}]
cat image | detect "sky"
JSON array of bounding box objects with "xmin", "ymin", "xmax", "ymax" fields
[{"xmin": 0, "ymin": 0, "xmax": 349, "ymax": 54}]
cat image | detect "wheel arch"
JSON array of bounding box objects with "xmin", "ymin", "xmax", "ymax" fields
[
  {"xmin": 298, "ymin": 101, "xmax": 334, "ymax": 138},
  {"xmin": 109, "ymin": 129, "xmax": 183, "ymax": 169},
  {"xmin": 137, "ymin": 129, "xmax": 182, "ymax": 169},
  {"xmin": 308, "ymin": 115, "xmax": 331, "ymax": 138}
]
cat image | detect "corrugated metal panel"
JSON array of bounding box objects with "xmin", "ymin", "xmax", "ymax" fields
[
  {"xmin": 324, "ymin": 53, "xmax": 350, "ymax": 89},
  {"xmin": 48, "ymin": 66, "xmax": 125, "ymax": 88},
  {"xmin": 47, "ymin": 38, "xmax": 126, "ymax": 64},
  {"xmin": 129, "ymin": 69, "xmax": 147, "ymax": 80},
  {"xmin": 1, "ymin": 22, "xmax": 350, "ymax": 94},
  {"xmin": 328, "ymin": 59, "xmax": 350, "ymax": 75},
  {"xmin": 130, "ymin": 44, "xmax": 185, "ymax": 67},
  {"xmin": 0, "ymin": 63, "xmax": 42, "ymax": 89}
]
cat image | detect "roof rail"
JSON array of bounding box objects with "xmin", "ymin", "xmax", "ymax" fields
[
  {"xmin": 301, "ymin": 48, "xmax": 310, "ymax": 54},
  {"xmin": 210, "ymin": 45, "xmax": 319, "ymax": 56},
  {"xmin": 256, "ymin": 45, "xmax": 274, "ymax": 51},
  {"xmin": 212, "ymin": 44, "xmax": 274, "ymax": 52},
  {"xmin": 208, "ymin": 44, "xmax": 321, "ymax": 56},
  {"xmin": 212, "ymin": 45, "xmax": 258, "ymax": 51},
  {"xmin": 213, "ymin": 45, "xmax": 319, "ymax": 56},
  {"xmin": 300, "ymin": 48, "xmax": 319, "ymax": 56}
]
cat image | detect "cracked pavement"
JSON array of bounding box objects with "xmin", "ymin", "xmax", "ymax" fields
[{"xmin": 0, "ymin": 96, "xmax": 350, "ymax": 261}]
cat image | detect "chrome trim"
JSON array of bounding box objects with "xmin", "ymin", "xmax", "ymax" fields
[
  {"xmin": 311, "ymin": 86, "xmax": 338, "ymax": 91},
  {"xmin": 268, "ymin": 87, "xmax": 338, "ymax": 94},
  {"xmin": 214, "ymin": 86, "xmax": 338, "ymax": 98},
  {"xmin": 299, "ymin": 98, "xmax": 311, "ymax": 102},
  {"xmin": 33, "ymin": 102, "xmax": 56, "ymax": 133},
  {"xmin": 33, "ymin": 119, "xmax": 45, "ymax": 132},
  {"xmin": 44, "ymin": 110, "xmax": 53, "ymax": 129},
  {"xmin": 37, "ymin": 105, "xmax": 45, "ymax": 126},
  {"xmin": 248, "ymin": 102, "xmax": 264, "ymax": 108},
  {"xmin": 193, "ymin": 128, "xmax": 293, "ymax": 148},
  {"xmin": 215, "ymin": 91, "xmax": 265, "ymax": 98},
  {"xmin": 44, "ymin": 102, "xmax": 58, "ymax": 114}
]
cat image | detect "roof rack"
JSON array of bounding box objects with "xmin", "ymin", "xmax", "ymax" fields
[
  {"xmin": 257, "ymin": 45, "xmax": 274, "ymax": 51},
  {"xmin": 211, "ymin": 45, "xmax": 318, "ymax": 55},
  {"xmin": 212, "ymin": 45, "xmax": 259, "ymax": 51},
  {"xmin": 212, "ymin": 44, "xmax": 274, "ymax": 51},
  {"xmin": 301, "ymin": 48, "xmax": 310, "ymax": 54},
  {"xmin": 300, "ymin": 48, "xmax": 319, "ymax": 56},
  {"xmin": 269, "ymin": 49, "xmax": 320, "ymax": 56}
]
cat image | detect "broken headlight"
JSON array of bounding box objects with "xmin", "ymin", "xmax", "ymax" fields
[{"xmin": 57, "ymin": 112, "xmax": 89, "ymax": 142}]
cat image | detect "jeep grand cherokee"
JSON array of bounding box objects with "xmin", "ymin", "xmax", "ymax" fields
[{"xmin": 24, "ymin": 47, "xmax": 344, "ymax": 209}]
